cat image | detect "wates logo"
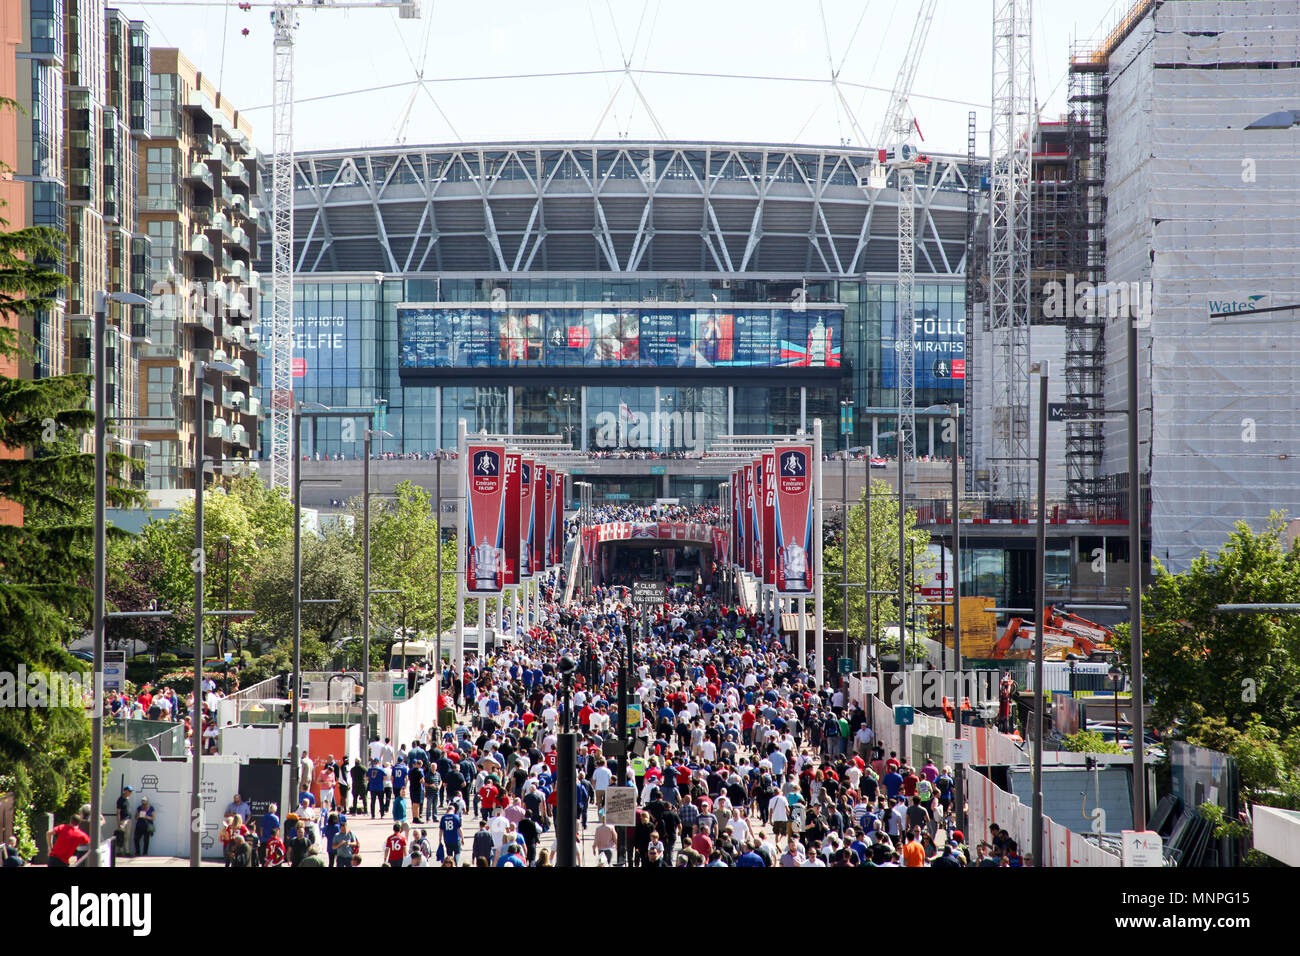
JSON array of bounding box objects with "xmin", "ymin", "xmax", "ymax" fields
[
  {"xmin": 1208, "ymin": 294, "xmax": 1268, "ymax": 316},
  {"xmin": 471, "ymin": 450, "xmax": 501, "ymax": 493},
  {"xmin": 779, "ymin": 450, "xmax": 808, "ymax": 492}
]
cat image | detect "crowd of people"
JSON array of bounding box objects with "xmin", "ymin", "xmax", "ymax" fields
[{"xmin": 335, "ymin": 576, "xmax": 1007, "ymax": 867}]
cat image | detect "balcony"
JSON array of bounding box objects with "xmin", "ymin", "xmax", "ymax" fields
[
  {"xmin": 184, "ymin": 232, "xmax": 214, "ymax": 263},
  {"xmin": 185, "ymin": 90, "xmax": 215, "ymax": 119},
  {"xmin": 190, "ymin": 204, "xmax": 212, "ymax": 228},
  {"xmin": 184, "ymin": 162, "xmax": 213, "ymax": 191},
  {"xmin": 245, "ymin": 395, "xmax": 263, "ymax": 417},
  {"xmin": 223, "ymin": 161, "xmax": 249, "ymax": 190},
  {"xmin": 222, "ymin": 388, "xmax": 245, "ymax": 412},
  {"xmin": 208, "ymin": 417, "xmax": 227, "ymax": 439},
  {"xmin": 228, "ymin": 227, "xmax": 250, "ymax": 254},
  {"xmin": 207, "ymin": 212, "xmax": 233, "ymax": 241},
  {"xmin": 224, "ymin": 260, "xmax": 249, "ymax": 284},
  {"xmin": 230, "ymin": 424, "xmax": 250, "ymax": 448},
  {"xmin": 183, "ymin": 308, "xmax": 214, "ymax": 333}
]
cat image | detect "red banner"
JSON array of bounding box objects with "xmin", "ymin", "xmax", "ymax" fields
[
  {"xmin": 773, "ymin": 443, "xmax": 814, "ymax": 596},
  {"xmin": 519, "ymin": 457, "xmax": 534, "ymax": 579},
  {"xmin": 503, "ymin": 451, "xmax": 522, "ymax": 586},
  {"xmin": 466, "ymin": 443, "xmax": 507, "ymax": 594},
  {"xmin": 532, "ymin": 462, "xmax": 547, "ymax": 576},
  {"xmin": 762, "ymin": 451, "xmax": 776, "ymax": 586}
]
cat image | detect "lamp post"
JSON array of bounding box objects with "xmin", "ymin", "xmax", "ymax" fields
[
  {"xmin": 221, "ymin": 535, "xmax": 231, "ymax": 693},
  {"xmin": 839, "ymin": 399, "xmax": 853, "ymax": 690},
  {"xmin": 1030, "ymin": 361, "xmax": 1049, "ymax": 868},
  {"xmin": 190, "ymin": 350, "xmax": 238, "ymax": 868},
  {"xmin": 555, "ymin": 654, "xmax": 578, "ymax": 867},
  {"xmin": 361, "ymin": 422, "xmax": 392, "ymax": 757},
  {"xmin": 89, "ymin": 289, "xmax": 151, "ymax": 866}
]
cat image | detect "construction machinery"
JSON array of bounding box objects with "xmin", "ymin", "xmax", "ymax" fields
[{"xmin": 993, "ymin": 606, "xmax": 1115, "ymax": 659}]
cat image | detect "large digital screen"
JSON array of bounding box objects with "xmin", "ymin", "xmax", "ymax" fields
[
  {"xmin": 397, "ymin": 303, "xmax": 843, "ymax": 370},
  {"xmin": 880, "ymin": 306, "xmax": 966, "ymax": 390}
]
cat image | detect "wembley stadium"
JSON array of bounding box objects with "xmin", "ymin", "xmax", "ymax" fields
[{"xmin": 258, "ymin": 139, "xmax": 975, "ymax": 502}]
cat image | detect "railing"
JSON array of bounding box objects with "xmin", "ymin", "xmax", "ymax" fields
[
  {"xmin": 912, "ymin": 498, "xmax": 1144, "ymax": 525},
  {"xmin": 103, "ymin": 718, "xmax": 185, "ymax": 755}
]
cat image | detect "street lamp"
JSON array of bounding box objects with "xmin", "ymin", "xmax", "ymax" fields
[
  {"xmin": 89, "ymin": 290, "xmax": 151, "ymax": 866},
  {"xmin": 190, "ymin": 349, "xmax": 238, "ymax": 868},
  {"xmin": 1029, "ymin": 361, "xmax": 1049, "ymax": 868}
]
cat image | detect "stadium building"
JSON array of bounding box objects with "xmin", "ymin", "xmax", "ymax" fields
[{"xmin": 259, "ymin": 140, "xmax": 976, "ymax": 502}]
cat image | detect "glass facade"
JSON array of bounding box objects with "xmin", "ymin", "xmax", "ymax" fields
[{"xmin": 262, "ymin": 276, "xmax": 963, "ymax": 459}]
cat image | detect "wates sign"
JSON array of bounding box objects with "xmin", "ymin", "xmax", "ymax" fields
[
  {"xmin": 519, "ymin": 458, "xmax": 534, "ymax": 579},
  {"xmin": 762, "ymin": 451, "xmax": 776, "ymax": 586},
  {"xmin": 774, "ymin": 444, "xmax": 813, "ymax": 595},
  {"xmin": 466, "ymin": 444, "xmax": 507, "ymax": 594},
  {"xmin": 503, "ymin": 452, "xmax": 522, "ymax": 586}
]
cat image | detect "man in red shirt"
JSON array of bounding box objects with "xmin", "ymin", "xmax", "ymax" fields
[
  {"xmin": 48, "ymin": 815, "xmax": 90, "ymax": 867},
  {"xmin": 478, "ymin": 780, "xmax": 500, "ymax": 820},
  {"xmin": 902, "ymin": 766, "xmax": 919, "ymax": 798},
  {"xmin": 385, "ymin": 824, "xmax": 407, "ymax": 867}
]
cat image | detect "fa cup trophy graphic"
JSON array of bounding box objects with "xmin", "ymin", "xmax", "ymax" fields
[
  {"xmin": 473, "ymin": 537, "xmax": 501, "ymax": 590},
  {"xmin": 781, "ymin": 535, "xmax": 807, "ymax": 590}
]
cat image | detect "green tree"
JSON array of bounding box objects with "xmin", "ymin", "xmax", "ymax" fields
[
  {"xmin": 822, "ymin": 478, "xmax": 934, "ymax": 655},
  {"xmin": 249, "ymin": 523, "xmax": 363, "ymax": 653},
  {"xmin": 1062, "ymin": 730, "xmax": 1124, "ymax": 755},
  {"xmin": 369, "ymin": 482, "xmax": 441, "ymax": 661},
  {"xmin": 0, "ymin": 107, "xmax": 139, "ymax": 843},
  {"xmin": 1114, "ymin": 516, "xmax": 1300, "ymax": 736}
]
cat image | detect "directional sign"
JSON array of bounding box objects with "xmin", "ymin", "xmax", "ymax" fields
[
  {"xmin": 392, "ymin": 682, "xmax": 407, "ymax": 700},
  {"xmin": 838, "ymin": 657, "xmax": 854, "ymax": 674},
  {"xmin": 604, "ymin": 787, "xmax": 638, "ymax": 827},
  {"xmin": 102, "ymin": 650, "xmax": 126, "ymax": 692},
  {"xmin": 631, "ymin": 581, "xmax": 665, "ymax": 606},
  {"xmin": 944, "ymin": 738, "xmax": 972, "ymax": 764},
  {"xmin": 893, "ymin": 705, "xmax": 915, "ymax": 726},
  {"xmin": 1121, "ymin": 830, "xmax": 1164, "ymax": 867}
]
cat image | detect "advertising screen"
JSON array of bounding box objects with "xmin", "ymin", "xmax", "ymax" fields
[
  {"xmin": 398, "ymin": 303, "xmax": 843, "ymax": 371},
  {"xmin": 880, "ymin": 305, "xmax": 966, "ymax": 390}
]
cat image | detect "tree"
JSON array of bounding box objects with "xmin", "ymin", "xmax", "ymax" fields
[
  {"xmin": 1114, "ymin": 516, "xmax": 1300, "ymax": 736},
  {"xmin": 249, "ymin": 523, "xmax": 363, "ymax": 653},
  {"xmin": 369, "ymin": 481, "xmax": 440, "ymax": 663},
  {"xmin": 822, "ymin": 477, "xmax": 934, "ymax": 655},
  {"xmin": 0, "ymin": 100, "xmax": 139, "ymax": 844}
]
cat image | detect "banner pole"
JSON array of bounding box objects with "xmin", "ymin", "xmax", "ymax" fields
[
  {"xmin": 814, "ymin": 418, "xmax": 825, "ymax": 689},
  {"xmin": 455, "ymin": 419, "xmax": 466, "ymax": 681}
]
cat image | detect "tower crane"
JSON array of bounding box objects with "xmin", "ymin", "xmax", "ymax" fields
[
  {"xmin": 266, "ymin": 0, "xmax": 422, "ymax": 488},
  {"xmin": 867, "ymin": 0, "xmax": 938, "ymax": 482}
]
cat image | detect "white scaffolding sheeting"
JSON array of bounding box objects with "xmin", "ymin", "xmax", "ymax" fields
[{"xmin": 1103, "ymin": 1, "xmax": 1300, "ymax": 570}]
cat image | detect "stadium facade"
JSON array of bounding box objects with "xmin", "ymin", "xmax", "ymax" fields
[{"xmin": 259, "ymin": 140, "xmax": 976, "ymax": 501}]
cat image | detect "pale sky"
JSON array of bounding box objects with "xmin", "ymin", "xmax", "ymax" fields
[{"xmin": 116, "ymin": 0, "xmax": 1130, "ymax": 157}]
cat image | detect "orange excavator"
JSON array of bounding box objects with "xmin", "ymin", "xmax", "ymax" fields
[{"xmin": 992, "ymin": 606, "xmax": 1115, "ymax": 660}]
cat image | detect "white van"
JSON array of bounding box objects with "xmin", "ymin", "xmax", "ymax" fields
[{"xmin": 387, "ymin": 639, "xmax": 435, "ymax": 672}]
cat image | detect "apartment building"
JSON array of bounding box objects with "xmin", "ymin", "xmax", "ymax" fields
[{"xmin": 136, "ymin": 48, "xmax": 263, "ymax": 489}]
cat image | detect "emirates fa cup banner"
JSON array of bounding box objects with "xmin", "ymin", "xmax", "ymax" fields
[
  {"xmin": 503, "ymin": 451, "xmax": 522, "ymax": 586},
  {"xmin": 551, "ymin": 471, "xmax": 565, "ymax": 567},
  {"xmin": 519, "ymin": 457, "xmax": 535, "ymax": 579},
  {"xmin": 762, "ymin": 451, "xmax": 776, "ymax": 587},
  {"xmin": 532, "ymin": 462, "xmax": 547, "ymax": 577},
  {"xmin": 774, "ymin": 443, "xmax": 814, "ymax": 596},
  {"xmin": 731, "ymin": 469, "xmax": 742, "ymax": 568},
  {"xmin": 543, "ymin": 467, "xmax": 556, "ymax": 570},
  {"xmin": 466, "ymin": 443, "xmax": 507, "ymax": 594},
  {"xmin": 750, "ymin": 458, "xmax": 764, "ymax": 577}
]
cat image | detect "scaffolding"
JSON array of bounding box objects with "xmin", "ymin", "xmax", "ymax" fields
[{"xmin": 1063, "ymin": 48, "xmax": 1110, "ymax": 511}]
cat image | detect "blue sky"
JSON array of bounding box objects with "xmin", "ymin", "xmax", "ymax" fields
[{"xmin": 118, "ymin": 0, "xmax": 1129, "ymax": 156}]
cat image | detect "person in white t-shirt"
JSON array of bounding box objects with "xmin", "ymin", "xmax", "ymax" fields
[{"xmin": 768, "ymin": 792, "xmax": 791, "ymax": 850}]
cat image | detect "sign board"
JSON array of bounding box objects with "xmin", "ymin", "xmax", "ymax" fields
[
  {"xmin": 838, "ymin": 657, "xmax": 854, "ymax": 674},
  {"xmin": 1048, "ymin": 402, "xmax": 1070, "ymax": 423},
  {"xmin": 631, "ymin": 581, "xmax": 665, "ymax": 606},
  {"xmin": 102, "ymin": 650, "xmax": 127, "ymax": 692},
  {"xmin": 626, "ymin": 703, "xmax": 643, "ymax": 728},
  {"xmin": 863, "ymin": 676, "xmax": 879, "ymax": 695},
  {"xmin": 604, "ymin": 786, "xmax": 638, "ymax": 827},
  {"xmin": 1121, "ymin": 830, "xmax": 1164, "ymax": 867},
  {"xmin": 893, "ymin": 705, "xmax": 915, "ymax": 726},
  {"xmin": 944, "ymin": 738, "xmax": 972, "ymax": 764},
  {"xmin": 392, "ymin": 682, "xmax": 407, "ymax": 700}
]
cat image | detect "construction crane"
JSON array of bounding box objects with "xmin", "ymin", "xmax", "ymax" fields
[
  {"xmin": 267, "ymin": 0, "xmax": 422, "ymax": 488},
  {"xmin": 134, "ymin": 1, "xmax": 423, "ymax": 489},
  {"xmin": 868, "ymin": 0, "xmax": 938, "ymax": 482},
  {"xmin": 988, "ymin": 0, "xmax": 1034, "ymax": 503}
]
